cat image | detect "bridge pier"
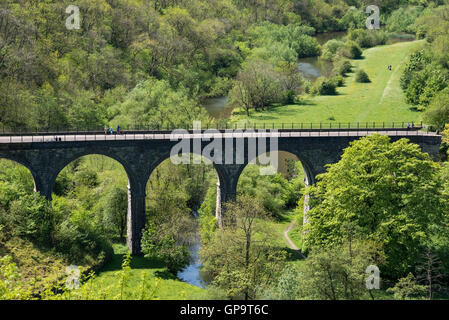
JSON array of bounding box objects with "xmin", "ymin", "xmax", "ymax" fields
[
  {"xmin": 214, "ymin": 164, "xmax": 244, "ymax": 227},
  {"xmin": 126, "ymin": 179, "xmax": 147, "ymax": 255},
  {"xmin": 32, "ymin": 174, "xmax": 54, "ymax": 201}
]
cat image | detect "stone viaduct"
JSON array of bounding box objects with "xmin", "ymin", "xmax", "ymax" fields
[{"xmin": 0, "ymin": 130, "xmax": 441, "ymax": 254}]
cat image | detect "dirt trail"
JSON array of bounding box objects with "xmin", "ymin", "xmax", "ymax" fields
[{"xmin": 283, "ymin": 221, "xmax": 305, "ymax": 259}]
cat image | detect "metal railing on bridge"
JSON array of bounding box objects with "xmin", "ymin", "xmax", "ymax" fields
[
  {"xmin": 0, "ymin": 121, "xmax": 428, "ymax": 134},
  {"xmin": 0, "ymin": 121, "xmax": 439, "ymax": 144}
]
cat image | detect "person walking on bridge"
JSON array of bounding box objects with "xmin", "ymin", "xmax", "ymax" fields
[
  {"xmin": 104, "ymin": 125, "xmax": 109, "ymax": 135},
  {"xmin": 117, "ymin": 125, "xmax": 120, "ymax": 135}
]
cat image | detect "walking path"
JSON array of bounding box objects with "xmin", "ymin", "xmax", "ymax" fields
[{"xmin": 283, "ymin": 220, "xmax": 305, "ymax": 259}]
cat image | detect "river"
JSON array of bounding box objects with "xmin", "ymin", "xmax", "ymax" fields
[
  {"xmin": 202, "ymin": 32, "xmax": 348, "ymax": 117},
  {"xmin": 177, "ymin": 241, "xmax": 207, "ymax": 289}
]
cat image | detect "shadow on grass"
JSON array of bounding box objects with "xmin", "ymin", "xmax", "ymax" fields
[
  {"xmin": 285, "ymin": 247, "xmax": 306, "ymax": 262},
  {"xmin": 297, "ymin": 99, "xmax": 317, "ymax": 106},
  {"xmin": 408, "ymin": 106, "xmax": 421, "ymax": 113},
  {"xmin": 99, "ymin": 243, "xmax": 176, "ymax": 280}
]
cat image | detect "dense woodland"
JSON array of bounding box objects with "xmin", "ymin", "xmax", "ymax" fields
[
  {"xmin": 2, "ymin": 0, "xmax": 449, "ymax": 300},
  {"xmin": 0, "ymin": 0, "xmax": 444, "ymax": 130}
]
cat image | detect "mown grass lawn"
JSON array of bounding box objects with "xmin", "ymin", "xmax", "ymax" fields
[
  {"xmin": 88, "ymin": 243, "xmax": 205, "ymax": 300},
  {"xmin": 232, "ymin": 40, "xmax": 426, "ymax": 125}
]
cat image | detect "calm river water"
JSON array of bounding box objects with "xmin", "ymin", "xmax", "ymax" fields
[{"xmin": 177, "ymin": 241, "xmax": 207, "ymax": 289}]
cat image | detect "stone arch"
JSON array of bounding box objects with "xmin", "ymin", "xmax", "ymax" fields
[
  {"xmin": 145, "ymin": 144, "xmax": 219, "ymax": 182},
  {"xmin": 49, "ymin": 151, "xmax": 146, "ymax": 254},
  {"xmin": 49, "ymin": 151, "xmax": 137, "ymax": 197},
  {"xmin": 146, "ymin": 150, "xmax": 220, "ymax": 205},
  {"xmin": 0, "ymin": 154, "xmax": 42, "ymax": 194},
  {"xmin": 243, "ymin": 147, "xmax": 317, "ymax": 187}
]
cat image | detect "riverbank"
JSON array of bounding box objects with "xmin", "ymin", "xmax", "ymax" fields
[
  {"xmin": 87, "ymin": 243, "xmax": 205, "ymax": 300},
  {"xmin": 231, "ymin": 40, "xmax": 425, "ymax": 124}
]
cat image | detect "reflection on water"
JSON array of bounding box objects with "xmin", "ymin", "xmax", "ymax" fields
[
  {"xmin": 297, "ymin": 57, "xmax": 334, "ymax": 82},
  {"xmin": 177, "ymin": 241, "xmax": 207, "ymax": 289},
  {"xmin": 202, "ymin": 96, "xmax": 233, "ymax": 120},
  {"xmin": 297, "ymin": 32, "xmax": 346, "ymax": 82}
]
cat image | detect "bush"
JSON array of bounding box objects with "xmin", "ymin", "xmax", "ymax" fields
[
  {"xmin": 345, "ymin": 41, "xmax": 363, "ymax": 59},
  {"xmin": 52, "ymin": 219, "xmax": 112, "ymax": 266},
  {"xmin": 321, "ymin": 39, "xmax": 346, "ymax": 60},
  {"xmin": 304, "ymin": 80, "xmax": 312, "ymax": 94},
  {"xmin": 355, "ymin": 69, "xmax": 371, "ymax": 83},
  {"xmin": 423, "ymin": 89, "xmax": 449, "ymax": 130},
  {"xmin": 6, "ymin": 194, "xmax": 54, "ymax": 246},
  {"xmin": 333, "ymin": 59, "xmax": 352, "ymax": 76},
  {"xmin": 347, "ymin": 29, "xmax": 387, "ymax": 48},
  {"xmin": 335, "ymin": 41, "xmax": 362, "ymax": 60},
  {"xmin": 311, "ymin": 77, "xmax": 338, "ymax": 95},
  {"xmin": 330, "ymin": 76, "xmax": 345, "ymax": 87}
]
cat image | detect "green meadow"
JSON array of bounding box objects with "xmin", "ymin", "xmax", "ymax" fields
[
  {"xmin": 232, "ymin": 40, "xmax": 426, "ymax": 125},
  {"xmin": 87, "ymin": 244, "xmax": 205, "ymax": 300}
]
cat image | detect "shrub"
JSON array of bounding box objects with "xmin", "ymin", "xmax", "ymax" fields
[
  {"xmin": 321, "ymin": 39, "xmax": 346, "ymax": 60},
  {"xmin": 347, "ymin": 29, "xmax": 387, "ymax": 48},
  {"xmin": 336, "ymin": 41, "xmax": 363, "ymax": 60},
  {"xmin": 345, "ymin": 41, "xmax": 363, "ymax": 59},
  {"xmin": 304, "ymin": 80, "xmax": 312, "ymax": 94},
  {"xmin": 330, "ymin": 76, "xmax": 345, "ymax": 87},
  {"xmin": 333, "ymin": 59, "xmax": 352, "ymax": 76},
  {"xmin": 355, "ymin": 69, "xmax": 371, "ymax": 83},
  {"xmin": 311, "ymin": 77, "xmax": 338, "ymax": 95},
  {"xmin": 7, "ymin": 194, "xmax": 54, "ymax": 246}
]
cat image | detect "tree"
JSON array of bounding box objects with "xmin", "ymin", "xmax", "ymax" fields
[
  {"xmin": 200, "ymin": 195, "xmax": 286, "ymax": 300},
  {"xmin": 276, "ymin": 61, "xmax": 304, "ymax": 104},
  {"xmin": 296, "ymin": 241, "xmax": 384, "ymax": 300},
  {"xmin": 415, "ymin": 246, "xmax": 445, "ymax": 299},
  {"xmin": 102, "ymin": 186, "xmax": 128, "ymax": 241},
  {"xmin": 7, "ymin": 194, "xmax": 54, "ymax": 246},
  {"xmin": 423, "ymin": 89, "xmax": 449, "ymax": 130},
  {"xmin": 141, "ymin": 222, "xmax": 192, "ymax": 275},
  {"xmin": 386, "ymin": 273, "xmax": 427, "ymax": 300},
  {"xmin": 262, "ymin": 264, "xmax": 302, "ymax": 300},
  {"xmin": 228, "ymin": 60, "xmax": 282, "ymax": 116},
  {"xmin": 305, "ymin": 134, "xmax": 445, "ymax": 279},
  {"xmin": 108, "ymin": 79, "xmax": 210, "ymax": 129},
  {"xmin": 141, "ymin": 160, "xmax": 212, "ymax": 275}
]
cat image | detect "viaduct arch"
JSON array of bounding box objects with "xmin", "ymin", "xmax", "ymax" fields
[{"xmin": 0, "ymin": 131, "xmax": 441, "ymax": 254}]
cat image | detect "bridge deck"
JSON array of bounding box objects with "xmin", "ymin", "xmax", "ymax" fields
[{"xmin": 0, "ymin": 130, "xmax": 440, "ymax": 144}]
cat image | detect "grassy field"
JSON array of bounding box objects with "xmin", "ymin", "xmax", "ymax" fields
[
  {"xmin": 266, "ymin": 210, "xmax": 305, "ymax": 267},
  {"xmin": 87, "ymin": 243, "xmax": 205, "ymax": 300},
  {"xmin": 232, "ymin": 40, "xmax": 426, "ymax": 125}
]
